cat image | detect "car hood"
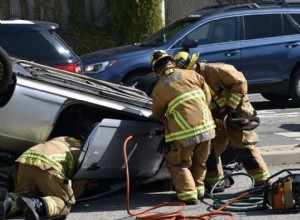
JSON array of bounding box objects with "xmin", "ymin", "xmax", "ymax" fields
[{"xmin": 80, "ymin": 44, "xmax": 153, "ymax": 65}]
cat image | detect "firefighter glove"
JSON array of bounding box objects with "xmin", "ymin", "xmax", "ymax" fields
[{"xmin": 223, "ymin": 106, "xmax": 236, "ymax": 118}]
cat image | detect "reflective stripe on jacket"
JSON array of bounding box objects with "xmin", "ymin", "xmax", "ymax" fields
[
  {"xmin": 196, "ymin": 62, "xmax": 256, "ymax": 117},
  {"xmin": 16, "ymin": 136, "xmax": 82, "ymax": 179}
]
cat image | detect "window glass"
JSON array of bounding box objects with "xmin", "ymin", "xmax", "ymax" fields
[
  {"xmin": 0, "ymin": 31, "xmax": 74, "ymax": 61},
  {"xmin": 284, "ymin": 14, "xmax": 300, "ymax": 35},
  {"xmin": 244, "ymin": 14, "xmax": 282, "ymax": 40},
  {"xmin": 182, "ymin": 17, "xmax": 238, "ymax": 46}
]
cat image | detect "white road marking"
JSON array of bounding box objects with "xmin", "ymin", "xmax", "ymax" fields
[
  {"xmin": 275, "ymin": 132, "xmax": 300, "ymax": 138},
  {"xmin": 257, "ymin": 110, "xmax": 300, "ymax": 118}
]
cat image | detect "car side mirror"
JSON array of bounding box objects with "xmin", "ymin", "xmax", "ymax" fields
[{"xmin": 182, "ymin": 38, "xmax": 198, "ymax": 52}]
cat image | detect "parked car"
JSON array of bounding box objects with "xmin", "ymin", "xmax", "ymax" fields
[
  {"xmin": 0, "ymin": 46, "xmax": 167, "ymax": 195},
  {"xmin": 81, "ymin": 1, "xmax": 300, "ymax": 104},
  {"xmin": 0, "ymin": 16, "xmax": 82, "ymax": 74}
]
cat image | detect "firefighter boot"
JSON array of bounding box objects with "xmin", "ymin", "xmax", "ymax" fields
[
  {"xmin": 0, "ymin": 188, "xmax": 12, "ymax": 220},
  {"xmin": 17, "ymin": 197, "xmax": 46, "ymax": 220}
]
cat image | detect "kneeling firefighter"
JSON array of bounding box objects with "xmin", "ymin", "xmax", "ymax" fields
[
  {"xmin": 173, "ymin": 52, "xmax": 270, "ymax": 191},
  {"xmin": 0, "ymin": 136, "xmax": 89, "ymax": 220}
]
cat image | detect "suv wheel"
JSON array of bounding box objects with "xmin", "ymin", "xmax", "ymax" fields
[
  {"xmin": 0, "ymin": 47, "xmax": 12, "ymax": 93},
  {"xmin": 135, "ymin": 72, "xmax": 159, "ymax": 97},
  {"xmin": 123, "ymin": 71, "xmax": 151, "ymax": 86},
  {"xmin": 261, "ymin": 93, "xmax": 290, "ymax": 102},
  {"xmin": 289, "ymin": 68, "xmax": 300, "ymax": 105}
]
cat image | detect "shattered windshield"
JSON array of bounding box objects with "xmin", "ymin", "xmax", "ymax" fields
[{"xmin": 140, "ymin": 17, "xmax": 200, "ymax": 47}]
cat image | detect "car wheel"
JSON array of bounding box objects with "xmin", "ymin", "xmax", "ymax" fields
[
  {"xmin": 0, "ymin": 47, "xmax": 12, "ymax": 93},
  {"xmin": 260, "ymin": 93, "xmax": 290, "ymax": 102},
  {"xmin": 122, "ymin": 71, "xmax": 151, "ymax": 87},
  {"xmin": 135, "ymin": 72, "xmax": 159, "ymax": 97},
  {"xmin": 289, "ymin": 68, "xmax": 300, "ymax": 105}
]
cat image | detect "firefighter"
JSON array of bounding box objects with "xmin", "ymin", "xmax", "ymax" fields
[
  {"xmin": 150, "ymin": 50, "xmax": 216, "ymax": 204},
  {"xmin": 173, "ymin": 51, "xmax": 270, "ymax": 191},
  {"xmin": 0, "ymin": 136, "xmax": 88, "ymax": 220}
]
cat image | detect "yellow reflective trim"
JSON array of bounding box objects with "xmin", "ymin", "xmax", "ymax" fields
[
  {"xmin": 252, "ymin": 171, "xmax": 270, "ymax": 182},
  {"xmin": 228, "ymin": 93, "xmax": 241, "ymax": 106},
  {"xmin": 196, "ymin": 186, "xmax": 205, "ymax": 197},
  {"xmin": 19, "ymin": 150, "xmax": 66, "ymax": 178},
  {"xmin": 43, "ymin": 197, "xmax": 58, "ymax": 217},
  {"xmin": 50, "ymin": 139, "xmax": 75, "ymax": 177},
  {"xmin": 165, "ymin": 121, "xmax": 215, "ymax": 142},
  {"xmin": 215, "ymin": 98, "xmax": 226, "ymax": 108},
  {"xmin": 173, "ymin": 112, "xmax": 191, "ymax": 130},
  {"xmin": 167, "ymin": 89, "xmax": 205, "ymax": 113},
  {"xmin": 177, "ymin": 190, "xmax": 198, "ymax": 201},
  {"xmin": 7, "ymin": 193, "xmax": 20, "ymax": 215}
]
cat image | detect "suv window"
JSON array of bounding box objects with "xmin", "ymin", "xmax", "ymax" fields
[
  {"xmin": 244, "ymin": 14, "xmax": 283, "ymax": 40},
  {"xmin": 284, "ymin": 14, "xmax": 300, "ymax": 35},
  {"xmin": 182, "ymin": 17, "xmax": 238, "ymax": 46},
  {"xmin": 0, "ymin": 31, "xmax": 74, "ymax": 61}
]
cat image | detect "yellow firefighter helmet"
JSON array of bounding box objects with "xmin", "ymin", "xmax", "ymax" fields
[
  {"xmin": 150, "ymin": 50, "xmax": 173, "ymax": 71},
  {"xmin": 174, "ymin": 52, "xmax": 200, "ymax": 70}
]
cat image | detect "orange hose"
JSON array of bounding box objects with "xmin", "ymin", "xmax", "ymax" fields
[{"xmin": 123, "ymin": 135, "xmax": 247, "ymax": 219}]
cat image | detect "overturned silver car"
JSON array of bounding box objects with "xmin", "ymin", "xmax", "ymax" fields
[{"xmin": 0, "ymin": 47, "xmax": 166, "ymax": 196}]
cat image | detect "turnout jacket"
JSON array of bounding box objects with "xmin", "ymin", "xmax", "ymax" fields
[
  {"xmin": 151, "ymin": 67, "xmax": 215, "ymax": 146},
  {"xmin": 195, "ymin": 62, "xmax": 256, "ymax": 117},
  {"xmin": 16, "ymin": 136, "xmax": 82, "ymax": 180}
]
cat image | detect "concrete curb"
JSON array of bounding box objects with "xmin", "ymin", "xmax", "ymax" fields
[{"xmin": 260, "ymin": 144, "xmax": 300, "ymax": 166}]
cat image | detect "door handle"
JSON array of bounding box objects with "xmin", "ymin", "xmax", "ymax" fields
[
  {"xmin": 224, "ymin": 50, "xmax": 240, "ymax": 56},
  {"xmin": 286, "ymin": 42, "xmax": 300, "ymax": 48}
]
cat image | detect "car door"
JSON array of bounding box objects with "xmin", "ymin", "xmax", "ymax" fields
[
  {"xmin": 240, "ymin": 13, "xmax": 293, "ymax": 93},
  {"xmin": 171, "ymin": 16, "xmax": 242, "ymax": 70},
  {"xmin": 73, "ymin": 119, "xmax": 164, "ymax": 179}
]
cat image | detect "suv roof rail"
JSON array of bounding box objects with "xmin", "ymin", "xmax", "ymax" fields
[{"xmin": 195, "ymin": 3, "xmax": 260, "ymax": 14}]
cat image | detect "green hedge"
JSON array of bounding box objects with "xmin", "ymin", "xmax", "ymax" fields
[{"xmin": 58, "ymin": 0, "xmax": 163, "ymax": 56}]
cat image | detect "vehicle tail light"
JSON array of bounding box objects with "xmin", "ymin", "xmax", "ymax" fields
[{"xmin": 54, "ymin": 62, "xmax": 82, "ymax": 74}]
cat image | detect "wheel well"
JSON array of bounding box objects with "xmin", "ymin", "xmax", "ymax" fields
[
  {"xmin": 121, "ymin": 68, "xmax": 152, "ymax": 84},
  {"xmin": 289, "ymin": 62, "xmax": 300, "ymax": 95}
]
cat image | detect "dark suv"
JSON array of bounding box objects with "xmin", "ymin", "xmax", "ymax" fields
[
  {"xmin": 81, "ymin": 1, "xmax": 300, "ymax": 104},
  {"xmin": 0, "ymin": 17, "xmax": 82, "ymax": 74}
]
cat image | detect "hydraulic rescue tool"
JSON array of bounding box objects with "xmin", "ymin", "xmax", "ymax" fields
[{"xmin": 215, "ymin": 116, "xmax": 260, "ymax": 131}]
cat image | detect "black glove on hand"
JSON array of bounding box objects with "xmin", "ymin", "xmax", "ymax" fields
[
  {"xmin": 223, "ymin": 106, "xmax": 236, "ymax": 119},
  {"xmin": 156, "ymin": 137, "xmax": 171, "ymax": 154}
]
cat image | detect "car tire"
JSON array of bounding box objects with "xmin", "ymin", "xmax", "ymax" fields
[
  {"xmin": 123, "ymin": 71, "xmax": 151, "ymax": 87},
  {"xmin": 135, "ymin": 72, "xmax": 159, "ymax": 97},
  {"xmin": 289, "ymin": 68, "xmax": 300, "ymax": 105},
  {"xmin": 260, "ymin": 93, "xmax": 290, "ymax": 102},
  {"xmin": 0, "ymin": 47, "xmax": 12, "ymax": 93}
]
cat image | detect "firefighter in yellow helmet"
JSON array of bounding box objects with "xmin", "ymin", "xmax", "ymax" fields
[
  {"xmin": 0, "ymin": 136, "xmax": 89, "ymax": 220},
  {"xmin": 174, "ymin": 51, "xmax": 270, "ymax": 192},
  {"xmin": 150, "ymin": 50, "xmax": 216, "ymax": 204}
]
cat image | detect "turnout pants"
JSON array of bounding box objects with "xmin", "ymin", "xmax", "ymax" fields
[
  {"xmin": 165, "ymin": 140, "xmax": 211, "ymax": 201},
  {"xmin": 11, "ymin": 164, "xmax": 76, "ymax": 218},
  {"xmin": 206, "ymin": 128, "xmax": 269, "ymax": 188}
]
